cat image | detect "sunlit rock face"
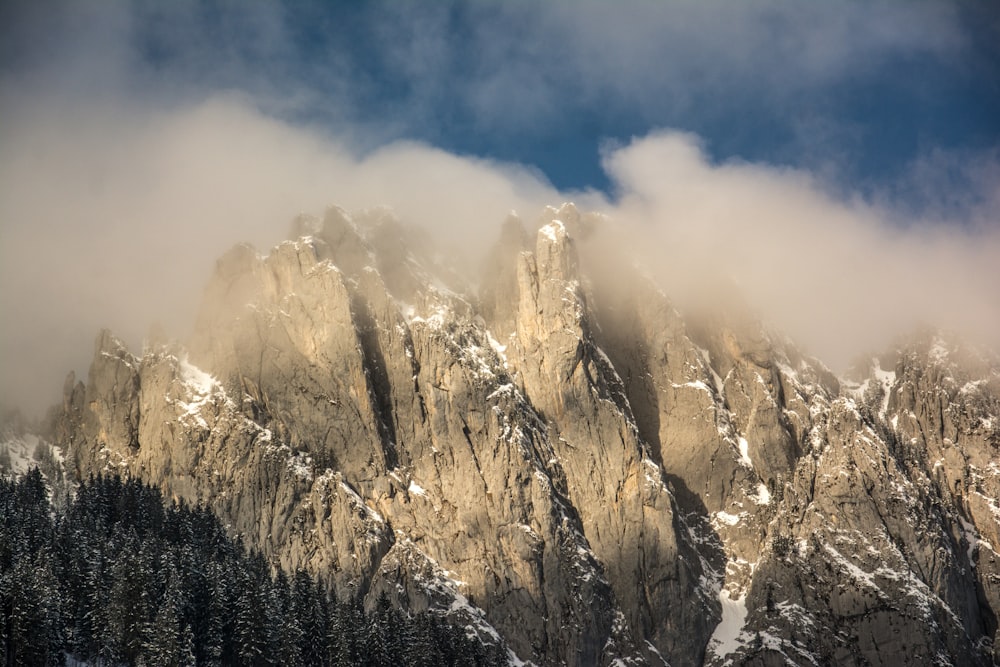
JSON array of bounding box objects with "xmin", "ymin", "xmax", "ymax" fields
[{"xmin": 38, "ymin": 204, "xmax": 1000, "ymax": 666}]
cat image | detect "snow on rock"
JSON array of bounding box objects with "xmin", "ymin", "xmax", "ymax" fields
[
  {"xmin": 753, "ymin": 483, "xmax": 771, "ymax": 505},
  {"xmin": 714, "ymin": 511, "xmax": 742, "ymax": 527},
  {"xmin": 176, "ymin": 355, "xmax": 224, "ymax": 429},
  {"xmin": 539, "ymin": 220, "xmax": 566, "ymax": 243},
  {"xmin": 337, "ymin": 478, "xmax": 384, "ymax": 524},
  {"xmin": 486, "ymin": 329, "xmax": 508, "ymax": 364},
  {"xmin": 822, "ymin": 544, "xmax": 878, "ymax": 590},
  {"xmin": 959, "ymin": 513, "xmax": 995, "ymax": 566},
  {"xmin": 396, "ymin": 537, "xmax": 527, "ymax": 664},
  {"xmin": 642, "ymin": 458, "xmax": 669, "ymax": 493},
  {"xmin": 929, "ymin": 337, "xmax": 952, "ymax": 364},
  {"xmin": 871, "ymin": 360, "xmax": 896, "ymax": 417},
  {"xmin": 737, "ymin": 437, "xmax": 753, "ymax": 468},
  {"xmin": 672, "ymin": 380, "xmax": 713, "ymax": 394},
  {"xmin": 645, "ymin": 640, "xmax": 669, "ymax": 667},
  {"xmin": 708, "ymin": 589, "xmax": 749, "ymax": 659},
  {"xmin": 286, "ymin": 450, "xmax": 313, "ymax": 481},
  {"xmin": 180, "ymin": 355, "xmax": 219, "ymax": 395},
  {"xmin": 0, "ymin": 430, "xmax": 63, "ymax": 480}
]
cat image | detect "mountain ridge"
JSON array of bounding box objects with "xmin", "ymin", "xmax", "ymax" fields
[{"xmin": 5, "ymin": 203, "xmax": 998, "ymax": 665}]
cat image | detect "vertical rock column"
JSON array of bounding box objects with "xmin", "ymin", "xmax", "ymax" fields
[{"xmin": 513, "ymin": 219, "xmax": 711, "ymax": 665}]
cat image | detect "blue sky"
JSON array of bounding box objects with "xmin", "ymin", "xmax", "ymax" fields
[
  {"xmin": 181, "ymin": 1, "xmax": 993, "ymax": 211},
  {"xmin": 4, "ymin": 1, "xmax": 998, "ymax": 207},
  {"xmin": 1, "ymin": 1, "xmax": 999, "ymax": 414}
]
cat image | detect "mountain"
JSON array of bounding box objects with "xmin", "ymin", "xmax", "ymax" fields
[{"xmin": 10, "ymin": 203, "xmax": 999, "ymax": 665}]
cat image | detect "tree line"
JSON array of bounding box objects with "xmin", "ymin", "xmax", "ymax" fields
[{"xmin": 0, "ymin": 469, "xmax": 509, "ymax": 666}]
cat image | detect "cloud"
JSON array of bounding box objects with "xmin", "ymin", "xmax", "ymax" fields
[
  {"xmin": 3, "ymin": 90, "xmax": 996, "ymax": 421},
  {"xmin": 364, "ymin": 0, "xmax": 968, "ymax": 134},
  {"xmin": 11, "ymin": 0, "xmax": 962, "ymax": 155},
  {"xmin": 601, "ymin": 132, "xmax": 1000, "ymax": 369},
  {"xmin": 0, "ymin": 91, "xmax": 560, "ymax": 417},
  {"xmin": 1, "ymin": 0, "xmax": 996, "ymax": 418}
]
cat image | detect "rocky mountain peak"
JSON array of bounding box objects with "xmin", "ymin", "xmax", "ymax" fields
[{"xmin": 19, "ymin": 203, "xmax": 1000, "ymax": 665}]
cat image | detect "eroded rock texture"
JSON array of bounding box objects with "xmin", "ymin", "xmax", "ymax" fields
[{"xmin": 41, "ymin": 204, "xmax": 999, "ymax": 666}]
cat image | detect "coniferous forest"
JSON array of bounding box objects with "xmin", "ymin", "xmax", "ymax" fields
[{"xmin": 0, "ymin": 469, "xmax": 509, "ymax": 667}]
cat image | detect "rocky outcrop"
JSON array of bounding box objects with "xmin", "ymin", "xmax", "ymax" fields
[
  {"xmin": 38, "ymin": 204, "xmax": 999, "ymax": 666},
  {"xmin": 505, "ymin": 211, "xmax": 713, "ymax": 665}
]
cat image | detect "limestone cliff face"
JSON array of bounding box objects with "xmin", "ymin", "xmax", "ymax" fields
[
  {"xmin": 722, "ymin": 335, "xmax": 1000, "ymax": 666},
  {"xmin": 40, "ymin": 204, "xmax": 1000, "ymax": 666}
]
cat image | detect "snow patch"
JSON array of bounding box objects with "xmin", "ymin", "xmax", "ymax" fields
[
  {"xmin": 775, "ymin": 600, "xmax": 816, "ymax": 629},
  {"xmin": 872, "ymin": 360, "xmax": 896, "ymax": 417},
  {"xmin": 179, "ymin": 356, "xmax": 218, "ymax": 395},
  {"xmin": 645, "ymin": 640, "xmax": 669, "ymax": 666},
  {"xmin": 708, "ymin": 589, "xmax": 748, "ymax": 658},
  {"xmin": 754, "ymin": 483, "xmax": 771, "ymax": 505},
  {"xmin": 714, "ymin": 511, "xmax": 741, "ymax": 527},
  {"xmin": 822, "ymin": 544, "xmax": 878, "ymax": 590},
  {"xmin": 737, "ymin": 437, "xmax": 753, "ymax": 468},
  {"xmin": 0, "ymin": 432, "xmax": 40, "ymax": 476},
  {"xmin": 642, "ymin": 458, "xmax": 668, "ymax": 492},
  {"xmin": 487, "ymin": 383, "xmax": 516, "ymax": 402},
  {"xmin": 960, "ymin": 379, "xmax": 986, "ymax": 395},
  {"xmin": 929, "ymin": 337, "xmax": 951, "ymax": 363},
  {"xmin": 539, "ymin": 220, "xmax": 565, "ymax": 243},
  {"xmin": 485, "ymin": 330, "xmax": 508, "ymax": 363},
  {"xmin": 286, "ymin": 450, "xmax": 313, "ymax": 481},
  {"xmin": 339, "ymin": 480, "xmax": 384, "ymax": 523},
  {"xmin": 672, "ymin": 380, "xmax": 712, "ymax": 394},
  {"xmin": 958, "ymin": 515, "xmax": 990, "ymax": 567},
  {"xmin": 399, "ymin": 538, "xmax": 523, "ymax": 663},
  {"xmin": 176, "ymin": 355, "xmax": 223, "ymax": 429}
]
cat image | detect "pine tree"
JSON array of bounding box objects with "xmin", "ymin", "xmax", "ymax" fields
[
  {"xmin": 0, "ymin": 471, "xmax": 508, "ymax": 667},
  {"xmin": 324, "ymin": 586, "xmax": 341, "ymax": 664},
  {"xmin": 178, "ymin": 622, "xmax": 196, "ymax": 666},
  {"xmin": 332, "ymin": 596, "xmax": 364, "ymax": 667},
  {"xmin": 234, "ymin": 553, "xmax": 272, "ymax": 666},
  {"xmin": 403, "ymin": 613, "xmax": 444, "ymax": 667},
  {"xmin": 79, "ymin": 538, "xmax": 109, "ymax": 660},
  {"xmin": 366, "ymin": 591, "xmax": 402, "ymax": 667},
  {"xmin": 2, "ymin": 550, "xmax": 64, "ymax": 666},
  {"xmin": 270, "ymin": 568, "xmax": 303, "ymax": 666},
  {"xmin": 196, "ymin": 559, "xmax": 227, "ymax": 666},
  {"xmin": 104, "ymin": 534, "xmax": 149, "ymax": 663},
  {"xmin": 143, "ymin": 568, "xmax": 185, "ymax": 667},
  {"xmin": 214, "ymin": 555, "xmax": 242, "ymax": 666},
  {"xmin": 291, "ymin": 570, "xmax": 327, "ymax": 666}
]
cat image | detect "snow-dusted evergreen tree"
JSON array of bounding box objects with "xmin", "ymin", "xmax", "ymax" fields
[
  {"xmin": 367, "ymin": 590, "xmax": 403, "ymax": 667},
  {"xmin": 268, "ymin": 568, "xmax": 303, "ymax": 665},
  {"xmin": 1, "ymin": 471, "xmax": 509, "ymax": 667},
  {"xmin": 291, "ymin": 568, "xmax": 329, "ymax": 665},
  {"xmin": 235, "ymin": 551, "xmax": 279, "ymax": 667},
  {"xmin": 332, "ymin": 596, "xmax": 364, "ymax": 667},
  {"xmin": 143, "ymin": 568, "xmax": 185, "ymax": 667}
]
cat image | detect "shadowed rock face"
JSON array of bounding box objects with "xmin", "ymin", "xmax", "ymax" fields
[{"xmin": 40, "ymin": 204, "xmax": 1000, "ymax": 666}]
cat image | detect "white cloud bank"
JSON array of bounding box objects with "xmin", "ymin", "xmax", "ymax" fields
[
  {"xmin": 1, "ymin": 0, "xmax": 997, "ymax": 416},
  {"xmin": 2, "ymin": 94, "xmax": 997, "ymax": 417},
  {"xmin": 0, "ymin": 93, "xmax": 563, "ymax": 415},
  {"xmin": 603, "ymin": 132, "xmax": 1000, "ymax": 369}
]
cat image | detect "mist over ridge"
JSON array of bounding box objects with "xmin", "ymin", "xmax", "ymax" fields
[
  {"xmin": 2, "ymin": 91, "xmax": 997, "ymax": 418},
  {"xmin": 5, "ymin": 4, "xmax": 1000, "ymax": 664},
  {"xmin": 2, "ymin": 0, "xmax": 998, "ymax": 418}
]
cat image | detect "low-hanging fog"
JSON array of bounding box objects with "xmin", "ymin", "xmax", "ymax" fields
[
  {"xmin": 3, "ymin": 92, "xmax": 998, "ymax": 419},
  {"xmin": 2, "ymin": 0, "xmax": 998, "ymax": 418},
  {"xmin": 0, "ymin": 93, "xmax": 565, "ymax": 417}
]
